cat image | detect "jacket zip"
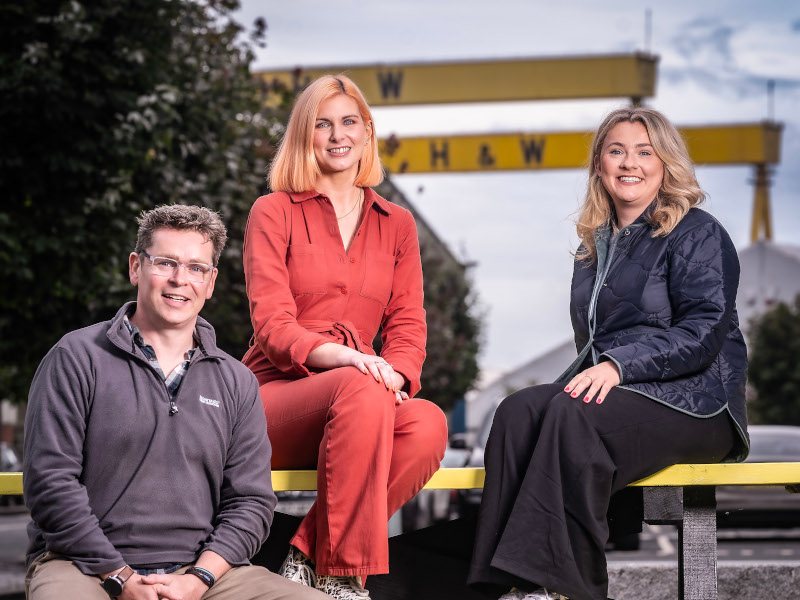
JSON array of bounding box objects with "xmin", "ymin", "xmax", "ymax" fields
[
  {"xmin": 588, "ymin": 231, "xmax": 620, "ymax": 364},
  {"xmin": 117, "ymin": 345, "xmax": 211, "ymax": 416},
  {"xmin": 555, "ymin": 230, "xmax": 618, "ymax": 383}
]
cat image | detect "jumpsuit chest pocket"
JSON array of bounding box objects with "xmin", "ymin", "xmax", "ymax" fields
[
  {"xmin": 360, "ymin": 251, "xmax": 395, "ymax": 306},
  {"xmin": 287, "ymin": 245, "xmax": 327, "ymax": 295}
]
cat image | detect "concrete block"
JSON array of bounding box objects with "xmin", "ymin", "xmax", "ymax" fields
[{"xmin": 608, "ymin": 561, "xmax": 800, "ymax": 599}]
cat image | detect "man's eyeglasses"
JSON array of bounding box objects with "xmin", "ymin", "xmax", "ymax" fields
[{"xmin": 140, "ymin": 251, "xmax": 214, "ymax": 283}]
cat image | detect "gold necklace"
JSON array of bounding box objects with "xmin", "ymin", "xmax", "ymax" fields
[{"xmin": 336, "ymin": 188, "xmax": 364, "ymax": 220}]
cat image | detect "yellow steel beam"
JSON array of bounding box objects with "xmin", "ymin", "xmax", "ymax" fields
[
  {"xmin": 4, "ymin": 464, "xmax": 799, "ymax": 495},
  {"xmin": 272, "ymin": 470, "xmax": 317, "ymax": 492},
  {"xmin": 681, "ymin": 122, "xmax": 782, "ymax": 166},
  {"xmin": 751, "ymin": 164, "xmax": 774, "ymax": 242},
  {"xmin": 0, "ymin": 472, "xmax": 22, "ymax": 495},
  {"xmin": 255, "ymin": 54, "xmax": 658, "ymax": 106},
  {"xmin": 631, "ymin": 462, "xmax": 800, "ymax": 488},
  {"xmin": 421, "ymin": 464, "xmax": 800, "ymax": 490},
  {"xmin": 379, "ymin": 122, "xmax": 783, "ymax": 174}
]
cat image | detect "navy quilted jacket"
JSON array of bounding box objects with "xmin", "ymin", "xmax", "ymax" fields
[{"xmin": 558, "ymin": 207, "xmax": 749, "ymax": 461}]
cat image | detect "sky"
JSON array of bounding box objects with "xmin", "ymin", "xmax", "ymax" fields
[{"xmin": 237, "ymin": 0, "xmax": 800, "ymax": 383}]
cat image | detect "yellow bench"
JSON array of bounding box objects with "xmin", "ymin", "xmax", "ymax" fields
[
  {"xmin": 3, "ymin": 464, "xmax": 800, "ymax": 600},
  {"xmin": 4, "ymin": 463, "xmax": 799, "ymax": 494},
  {"xmin": 274, "ymin": 463, "xmax": 799, "ymax": 492}
]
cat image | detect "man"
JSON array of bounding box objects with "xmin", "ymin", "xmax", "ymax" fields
[{"xmin": 23, "ymin": 205, "xmax": 327, "ymax": 600}]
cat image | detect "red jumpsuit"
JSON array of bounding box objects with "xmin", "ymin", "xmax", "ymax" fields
[{"xmin": 242, "ymin": 189, "xmax": 448, "ymax": 576}]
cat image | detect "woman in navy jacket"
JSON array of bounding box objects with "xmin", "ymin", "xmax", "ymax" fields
[{"xmin": 468, "ymin": 107, "xmax": 748, "ymax": 600}]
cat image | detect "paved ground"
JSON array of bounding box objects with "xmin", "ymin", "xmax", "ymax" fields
[
  {"xmin": 606, "ymin": 522, "xmax": 800, "ymax": 562},
  {"xmin": 0, "ymin": 509, "xmax": 26, "ymax": 599},
  {"xmin": 2, "ymin": 510, "xmax": 799, "ymax": 598}
]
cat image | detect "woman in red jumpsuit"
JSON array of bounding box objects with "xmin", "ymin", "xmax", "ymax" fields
[{"xmin": 242, "ymin": 74, "xmax": 448, "ymax": 600}]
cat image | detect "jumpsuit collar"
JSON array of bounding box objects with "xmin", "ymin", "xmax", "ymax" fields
[{"xmin": 287, "ymin": 188, "xmax": 392, "ymax": 215}]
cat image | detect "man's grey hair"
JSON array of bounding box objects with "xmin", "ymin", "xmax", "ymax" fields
[{"xmin": 134, "ymin": 205, "xmax": 228, "ymax": 266}]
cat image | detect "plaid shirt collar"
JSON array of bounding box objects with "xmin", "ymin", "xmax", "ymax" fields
[{"xmin": 123, "ymin": 315, "xmax": 197, "ymax": 410}]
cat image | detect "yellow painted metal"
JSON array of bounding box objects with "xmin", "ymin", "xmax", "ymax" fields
[
  {"xmin": 270, "ymin": 468, "xmax": 487, "ymax": 491},
  {"xmin": 379, "ymin": 123, "xmax": 783, "ymax": 174},
  {"xmin": 0, "ymin": 472, "xmax": 22, "ymax": 495},
  {"xmin": 681, "ymin": 122, "xmax": 782, "ymax": 166},
  {"xmin": 424, "ymin": 464, "xmax": 800, "ymax": 490},
  {"xmin": 273, "ymin": 464, "xmax": 800, "ymax": 491},
  {"xmin": 5, "ymin": 463, "xmax": 798, "ymax": 495},
  {"xmin": 424, "ymin": 467, "xmax": 486, "ymax": 490},
  {"xmin": 271, "ymin": 469, "xmax": 318, "ymax": 492},
  {"xmin": 214, "ymin": 469, "xmax": 486, "ymax": 492},
  {"xmin": 255, "ymin": 54, "xmax": 658, "ymax": 106},
  {"xmin": 631, "ymin": 462, "xmax": 800, "ymax": 487},
  {"xmin": 751, "ymin": 164, "xmax": 774, "ymax": 242},
  {"xmin": 0, "ymin": 469, "xmax": 483, "ymax": 493},
  {"xmin": 379, "ymin": 130, "xmax": 591, "ymax": 173}
]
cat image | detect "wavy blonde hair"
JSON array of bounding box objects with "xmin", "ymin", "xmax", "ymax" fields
[
  {"xmin": 269, "ymin": 74, "xmax": 383, "ymax": 192},
  {"xmin": 576, "ymin": 107, "xmax": 705, "ymax": 262}
]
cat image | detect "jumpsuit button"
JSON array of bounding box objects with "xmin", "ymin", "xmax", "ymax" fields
[
  {"xmin": 624, "ymin": 228, "xmax": 631, "ymax": 236},
  {"xmin": 340, "ymin": 287, "xmax": 347, "ymax": 294},
  {"xmin": 349, "ymin": 258, "xmax": 355, "ymax": 263}
]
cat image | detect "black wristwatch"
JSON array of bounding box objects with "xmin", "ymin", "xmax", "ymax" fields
[{"xmin": 101, "ymin": 565, "xmax": 134, "ymax": 598}]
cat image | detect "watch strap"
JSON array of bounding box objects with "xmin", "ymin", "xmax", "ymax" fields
[
  {"xmin": 101, "ymin": 565, "xmax": 134, "ymax": 597},
  {"xmin": 115, "ymin": 566, "xmax": 134, "ymax": 584},
  {"xmin": 185, "ymin": 565, "xmax": 216, "ymax": 588}
]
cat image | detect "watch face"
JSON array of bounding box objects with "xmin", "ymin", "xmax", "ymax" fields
[{"xmin": 102, "ymin": 575, "xmax": 124, "ymax": 597}]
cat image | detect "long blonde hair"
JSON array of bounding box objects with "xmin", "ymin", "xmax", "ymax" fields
[
  {"xmin": 576, "ymin": 107, "xmax": 705, "ymax": 262},
  {"xmin": 269, "ymin": 74, "xmax": 383, "ymax": 192}
]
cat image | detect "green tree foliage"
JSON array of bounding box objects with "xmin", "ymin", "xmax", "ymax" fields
[
  {"xmin": 418, "ymin": 249, "xmax": 482, "ymax": 412},
  {"xmin": 371, "ymin": 233, "xmax": 482, "ymax": 412},
  {"xmin": 0, "ymin": 0, "xmax": 481, "ymax": 411},
  {"xmin": 0, "ymin": 0, "xmax": 278, "ymax": 402},
  {"xmin": 747, "ymin": 294, "xmax": 800, "ymax": 425}
]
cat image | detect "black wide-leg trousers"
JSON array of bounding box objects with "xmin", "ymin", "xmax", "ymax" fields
[{"xmin": 467, "ymin": 383, "xmax": 736, "ymax": 600}]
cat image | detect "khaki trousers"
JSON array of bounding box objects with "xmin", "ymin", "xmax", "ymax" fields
[{"xmin": 26, "ymin": 555, "xmax": 329, "ymax": 600}]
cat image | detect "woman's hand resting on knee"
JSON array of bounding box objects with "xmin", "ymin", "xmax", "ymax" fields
[
  {"xmin": 564, "ymin": 361, "xmax": 621, "ymax": 405},
  {"xmin": 307, "ymin": 343, "xmax": 409, "ymax": 404}
]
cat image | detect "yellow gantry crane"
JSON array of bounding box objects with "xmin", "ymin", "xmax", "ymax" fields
[
  {"xmin": 376, "ymin": 123, "xmax": 782, "ymax": 242},
  {"xmin": 378, "ymin": 124, "xmax": 782, "ymax": 172},
  {"xmin": 256, "ymin": 54, "xmax": 781, "ymax": 242},
  {"xmin": 256, "ymin": 54, "xmax": 658, "ymax": 106}
]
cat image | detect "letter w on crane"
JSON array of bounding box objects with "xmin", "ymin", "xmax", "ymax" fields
[
  {"xmin": 520, "ymin": 137, "xmax": 546, "ymax": 166},
  {"xmin": 377, "ymin": 70, "xmax": 404, "ymax": 99}
]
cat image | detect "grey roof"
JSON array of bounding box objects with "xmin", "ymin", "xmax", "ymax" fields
[
  {"xmin": 737, "ymin": 241, "xmax": 800, "ymax": 331},
  {"xmin": 466, "ymin": 339, "xmax": 576, "ymax": 431}
]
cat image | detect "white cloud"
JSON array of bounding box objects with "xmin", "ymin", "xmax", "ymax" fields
[{"xmin": 732, "ymin": 23, "xmax": 800, "ymax": 81}]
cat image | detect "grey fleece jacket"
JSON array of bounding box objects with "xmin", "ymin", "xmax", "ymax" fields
[{"xmin": 23, "ymin": 303, "xmax": 277, "ymax": 575}]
